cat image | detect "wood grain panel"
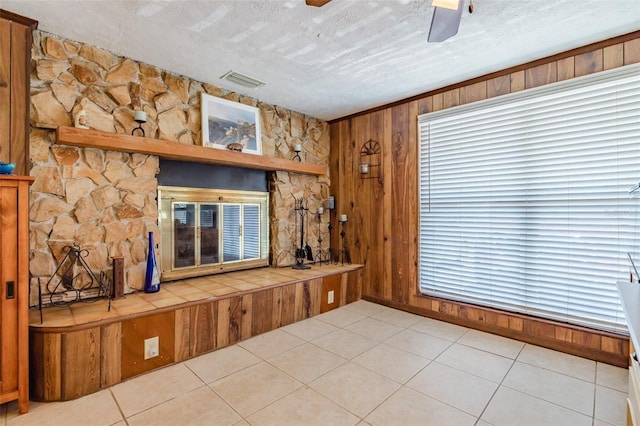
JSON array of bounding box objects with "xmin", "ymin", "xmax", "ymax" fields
[
  {"xmin": 574, "ymin": 50, "xmax": 603, "ymax": 77},
  {"xmin": 345, "ymin": 270, "xmax": 361, "ymax": 304},
  {"xmin": 29, "ymin": 332, "xmax": 62, "ymax": 401},
  {"xmin": 418, "ymin": 97, "xmax": 432, "ymax": 115},
  {"xmin": 624, "ymin": 39, "xmax": 640, "ymax": 64},
  {"xmin": 189, "ymin": 301, "xmax": 216, "ymax": 357},
  {"xmin": 459, "ymin": 81, "xmax": 487, "ymax": 104},
  {"xmin": 510, "ymin": 70, "xmax": 525, "ymax": 92},
  {"xmin": 271, "ymin": 287, "xmax": 283, "ymax": 329},
  {"xmin": 251, "ymin": 288, "xmax": 273, "ymax": 336},
  {"xmin": 603, "ymin": 44, "xmax": 624, "ymax": 70},
  {"xmin": 216, "ymin": 298, "xmax": 231, "ymax": 348},
  {"xmin": 174, "ymin": 307, "xmax": 190, "ymax": 362},
  {"xmin": 121, "ymin": 311, "xmax": 175, "ymax": 380},
  {"xmin": 0, "ymin": 19, "xmax": 10, "ymax": 162},
  {"xmin": 432, "ymin": 93, "xmax": 444, "ymax": 111},
  {"xmin": 442, "ymin": 88, "xmax": 460, "ymax": 109},
  {"xmin": 556, "ymin": 57, "xmax": 575, "ymax": 81},
  {"xmin": 241, "ymin": 294, "xmax": 253, "ymax": 340},
  {"xmin": 487, "ymin": 75, "xmax": 510, "ymax": 98},
  {"xmin": 279, "ymin": 284, "xmax": 297, "ymax": 326},
  {"xmin": 370, "ymin": 110, "xmax": 385, "ymax": 298},
  {"xmin": 62, "ymin": 328, "xmax": 100, "ymax": 400},
  {"xmin": 309, "ymin": 278, "xmax": 322, "ymax": 317},
  {"xmin": 525, "ymin": 62, "xmax": 557, "ymax": 89},
  {"xmin": 351, "ymin": 114, "xmax": 369, "ymax": 279},
  {"xmin": 294, "ymin": 281, "xmax": 313, "ymax": 321},
  {"xmin": 228, "ymin": 296, "xmax": 242, "ymax": 344},
  {"xmin": 382, "ymin": 108, "xmax": 393, "ymax": 300},
  {"xmin": 100, "ymin": 322, "xmax": 121, "ymax": 387},
  {"xmin": 9, "ymin": 22, "xmax": 30, "ymax": 175},
  {"xmin": 391, "ymin": 103, "xmax": 412, "ymax": 304}
]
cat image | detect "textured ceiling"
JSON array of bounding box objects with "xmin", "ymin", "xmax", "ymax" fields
[{"xmin": 3, "ymin": 0, "xmax": 640, "ymax": 120}]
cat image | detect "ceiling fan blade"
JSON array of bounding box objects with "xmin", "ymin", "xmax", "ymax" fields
[
  {"xmin": 427, "ymin": 0, "xmax": 464, "ymax": 43},
  {"xmin": 305, "ymin": 0, "xmax": 331, "ymax": 6}
]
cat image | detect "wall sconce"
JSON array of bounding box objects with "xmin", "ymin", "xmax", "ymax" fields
[
  {"xmin": 359, "ymin": 139, "xmax": 382, "ymax": 184},
  {"xmin": 132, "ymin": 110, "xmax": 147, "ymax": 137},
  {"xmin": 292, "ymin": 144, "xmax": 302, "ymax": 161}
]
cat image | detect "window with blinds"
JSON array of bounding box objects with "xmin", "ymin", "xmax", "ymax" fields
[{"xmin": 418, "ymin": 64, "xmax": 640, "ymax": 334}]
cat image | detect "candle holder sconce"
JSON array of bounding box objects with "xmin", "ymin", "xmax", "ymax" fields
[
  {"xmin": 132, "ymin": 110, "xmax": 147, "ymax": 137},
  {"xmin": 359, "ymin": 139, "xmax": 383, "ymax": 184},
  {"xmin": 292, "ymin": 144, "xmax": 303, "ymax": 162}
]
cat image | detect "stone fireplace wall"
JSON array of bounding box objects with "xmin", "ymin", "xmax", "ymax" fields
[{"xmin": 28, "ymin": 30, "xmax": 330, "ymax": 305}]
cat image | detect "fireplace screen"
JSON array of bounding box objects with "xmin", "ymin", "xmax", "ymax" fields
[{"xmin": 159, "ymin": 186, "xmax": 269, "ymax": 281}]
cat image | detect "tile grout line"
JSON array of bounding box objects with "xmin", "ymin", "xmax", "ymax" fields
[
  {"xmin": 108, "ymin": 387, "xmax": 130, "ymax": 425},
  {"xmin": 472, "ymin": 342, "xmax": 525, "ymax": 424}
]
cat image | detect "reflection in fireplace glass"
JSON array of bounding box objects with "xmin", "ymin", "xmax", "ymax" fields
[
  {"xmin": 223, "ymin": 205, "xmax": 241, "ymax": 262},
  {"xmin": 200, "ymin": 204, "xmax": 219, "ymax": 265},
  {"xmin": 174, "ymin": 203, "xmax": 196, "ymax": 268}
]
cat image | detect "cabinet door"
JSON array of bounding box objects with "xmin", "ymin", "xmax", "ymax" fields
[{"xmin": 0, "ymin": 186, "xmax": 19, "ymax": 394}]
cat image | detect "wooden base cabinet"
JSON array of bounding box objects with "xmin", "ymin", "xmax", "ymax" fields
[{"xmin": 0, "ymin": 175, "xmax": 33, "ymax": 413}]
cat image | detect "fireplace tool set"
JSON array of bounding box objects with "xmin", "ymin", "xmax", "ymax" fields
[
  {"xmin": 292, "ymin": 195, "xmax": 340, "ymax": 269},
  {"xmin": 292, "ymin": 196, "xmax": 313, "ymax": 269},
  {"xmin": 38, "ymin": 244, "xmax": 113, "ymax": 323}
]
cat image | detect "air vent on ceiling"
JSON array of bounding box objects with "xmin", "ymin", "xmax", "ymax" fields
[{"xmin": 220, "ymin": 71, "xmax": 265, "ymax": 89}]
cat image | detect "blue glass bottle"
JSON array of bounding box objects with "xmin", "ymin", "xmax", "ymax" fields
[{"xmin": 144, "ymin": 231, "xmax": 160, "ymax": 293}]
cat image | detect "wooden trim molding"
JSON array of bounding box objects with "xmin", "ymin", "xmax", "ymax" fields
[
  {"xmin": 365, "ymin": 294, "xmax": 629, "ymax": 368},
  {"xmin": 0, "ymin": 9, "xmax": 38, "ymax": 28},
  {"xmin": 56, "ymin": 126, "xmax": 328, "ymax": 176}
]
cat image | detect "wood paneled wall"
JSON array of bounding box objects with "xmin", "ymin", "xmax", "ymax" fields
[
  {"xmin": 329, "ymin": 31, "xmax": 640, "ymax": 367},
  {"xmin": 0, "ymin": 10, "xmax": 36, "ymax": 175}
]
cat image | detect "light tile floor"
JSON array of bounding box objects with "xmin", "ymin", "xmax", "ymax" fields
[{"xmin": 1, "ymin": 300, "xmax": 629, "ymax": 426}]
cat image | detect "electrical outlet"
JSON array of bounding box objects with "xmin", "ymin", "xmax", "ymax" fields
[
  {"xmin": 328, "ymin": 290, "xmax": 334, "ymax": 304},
  {"xmin": 144, "ymin": 336, "xmax": 159, "ymax": 360}
]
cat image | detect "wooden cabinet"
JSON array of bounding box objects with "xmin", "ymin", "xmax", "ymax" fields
[{"xmin": 0, "ymin": 175, "xmax": 33, "ymax": 413}]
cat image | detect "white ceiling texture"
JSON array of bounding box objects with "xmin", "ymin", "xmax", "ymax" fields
[{"xmin": 3, "ymin": 0, "xmax": 640, "ymax": 121}]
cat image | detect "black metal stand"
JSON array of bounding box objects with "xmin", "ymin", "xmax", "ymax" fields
[
  {"xmin": 292, "ymin": 196, "xmax": 312, "ymax": 270},
  {"xmin": 327, "ymin": 220, "xmax": 334, "ymax": 263},
  {"xmin": 39, "ymin": 245, "xmax": 113, "ymax": 323},
  {"xmin": 314, "ymin": 210, "xmax": 330, "ymax": 264},
  {"xmin": 334, "ymin": 220, "xmax": 351, "ymax": 265}
]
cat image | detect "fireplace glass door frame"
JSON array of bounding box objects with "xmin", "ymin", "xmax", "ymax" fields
[{"xmin": 158, "ymin": 186, "xmax": 269, "ymax": 281}]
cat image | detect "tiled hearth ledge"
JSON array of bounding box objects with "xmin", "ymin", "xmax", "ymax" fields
[
  {"xmin": 31, "ymin": 264, "xmax": 361, "ymax": 328},
  {"xmin": 29, "ymin": 264, "xmax": 363, "ymax": 402}
]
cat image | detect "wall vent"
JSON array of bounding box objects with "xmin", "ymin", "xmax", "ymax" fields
[{"xmin": 220, "ymin": 71, "xmax": 265, "ymax": 89}]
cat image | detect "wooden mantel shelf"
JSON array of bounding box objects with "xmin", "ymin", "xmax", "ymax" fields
[{"xmin": 56, "ymin": 126, "xmax": 327, "ymax": 176}]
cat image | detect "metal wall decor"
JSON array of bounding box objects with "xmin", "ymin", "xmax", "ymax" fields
[
  {"xmin": 39, "ymin": 245, "xmax": 113, "ymax": 323},
  {"xmin": 335, "ymin": 214, "xmax": 351, "ymax": 265},
  {"xmin": 359, "ymin": 139, "xmax": 383, "ymax": 184},
  {"xmin": 314, "ymin": 207, "xmax": 332, "ymax": 264}
]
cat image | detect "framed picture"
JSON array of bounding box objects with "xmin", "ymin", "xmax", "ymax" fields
[{"xmin": 201, "ymin": 93, "xmax": 262, "ymax": 155}]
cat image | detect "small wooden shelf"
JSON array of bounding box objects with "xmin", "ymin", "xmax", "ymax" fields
[{"xmin": 56, "ymin": 126, "xmax": 327, "ymax": 176}]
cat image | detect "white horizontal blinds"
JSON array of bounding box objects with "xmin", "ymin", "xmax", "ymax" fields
[{"xmin": 419, "ymin": 64, "xmax": 640, "ymax": 333}]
